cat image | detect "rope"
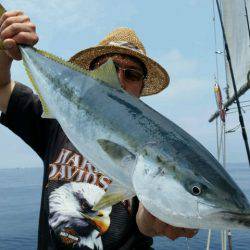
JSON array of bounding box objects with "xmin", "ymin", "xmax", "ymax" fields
[
  {"xmin": 207, "ymin": 1, "xmax": 225, "ymax": 248},
  {"xmin": 212, "ymin": 0, "xmax": 220, "ymax": 84},
  {"xmin": 226, "ymin": 124, "xmax": 241, "ymax": 133},
  {"xmin": 239, "ymin": 100, "xmax": 250, "ymax": 104},
  {"xmin": 227, "ymin": 107, "xmax": 250, "ymax": 115},
  {"xmin": 229, "ymin": 104, "xmax": 250, "ymax": 109},
  {"xmin": 221, "ymin": 122, "xmax": 228, "ymax": 250}
]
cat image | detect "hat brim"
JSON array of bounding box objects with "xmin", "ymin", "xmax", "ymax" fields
[{"xmin": 69, "ymin": 45, "xmax": 170, "ymax": 96}]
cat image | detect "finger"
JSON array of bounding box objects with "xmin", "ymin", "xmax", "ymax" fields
[
  {"xmin": 179, "ymin": 228, "xmax": 198, "ymax": 238},
  {"xmin": 1, "ymin": 22, "xmax": 36, "ymax": 40},
  {"xmin": 3, "ymin": 39, "xmax": 21, "ymax": 60},
  {"xmin": 185, "ymin": 229, "xmax": 199, "ymax": 238},
  {"xmin": 12, "ymin": 32, "xmax": 39, "ymax": 46},
  {"xmin": 163, "ymin": 227, "xmax": 179, "ymax": 240},
  {"xmin": 0, "ymin": 10, "xmax": 24, "ymax": 26},
  {"xmin": 3, "ymin": 38, "xmax": 17, "ymax": 49},
  {"xmin": 0, "ymin": 15, "xmax": 30, "ymax": 32}
]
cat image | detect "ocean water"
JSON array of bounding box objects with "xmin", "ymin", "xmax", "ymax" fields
[{"xmin": 0, "ymin": 164, "xmax": 250, "ymax": 250}]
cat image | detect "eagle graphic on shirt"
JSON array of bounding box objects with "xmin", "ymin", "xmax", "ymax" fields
[{"xmin": 49, "ymin": 182, "xmax": 112, "ymax": 250}]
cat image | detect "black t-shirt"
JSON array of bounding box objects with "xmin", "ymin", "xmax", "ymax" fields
[{"xmin": 0, "ymin": 83, "xmax": 153, "ymax": 250}]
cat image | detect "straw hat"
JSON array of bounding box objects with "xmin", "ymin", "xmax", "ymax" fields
[{"xmin": 69, "ymin": 27, "xmax": 170, "ymax": 96}]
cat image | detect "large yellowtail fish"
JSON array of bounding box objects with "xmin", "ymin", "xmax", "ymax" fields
[{"xmin": 1, "ymin": 4, "xmax": 250, "ymax": 230}]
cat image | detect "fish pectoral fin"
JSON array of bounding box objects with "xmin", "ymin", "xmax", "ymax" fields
[
  {"xmin": 93, "ymin": 180, "xmax": 135, "ymax": 211},
  {"xmin": 41, "ymin": 109, "xmax": 54, "ymax": 119},
  {"xmin": 89, "ymin": 59, "xmax": 122, "ymax": 89},
  {"xmin": 22, "ymin": 59, "xmax": 54, "ymax": 119},
  {"xmin": 97, "ymin": 139, "xmax": 136, "ymax": 168}
]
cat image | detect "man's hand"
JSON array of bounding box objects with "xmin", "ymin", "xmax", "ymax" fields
[
  {"xmin": 0, "ymin": 10, "xmax": 38, "ymax": 60},
  {"xmin": 136, "ymin": 203, "xmax": 198, "ymax": 240},
  {"xmin": 0, "ymin": 10, "xmax": 39, "ymax": 113}
]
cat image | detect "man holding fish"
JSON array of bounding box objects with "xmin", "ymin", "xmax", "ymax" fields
[{"xmin": 0, "ymin": 9, "xmax": 198, "ymax": 250}]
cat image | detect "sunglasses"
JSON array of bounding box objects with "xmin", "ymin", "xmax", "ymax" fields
[
  {"xmin": 93, "ymin": 57, "xmax": 146, "ymax": 82},
  {"xmin": 113, "ymin": 62, "xmax": 145, "ymax": 82}
]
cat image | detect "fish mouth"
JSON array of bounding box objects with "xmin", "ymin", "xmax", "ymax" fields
[
  {"xmin": 217, "ymin": 211, "xmax": 250, "ymax": 228},
  {"xmin": 197, "ymin": 201, "xmax": 250, "ymax": 228},
  {"xmin": 197, "ymin": 200, "xmax": 221, "ymax": 217},
  {"xmin": 197, "ymin": 201, "xmax": 250, "ymax": 227}
]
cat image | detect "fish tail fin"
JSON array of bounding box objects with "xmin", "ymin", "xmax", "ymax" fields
[
  {"xmin": 0, "ymin": 3, "xmax": 6, "ymax": 16},
  {"xmin": 22, "ymin": 58, "xmax": 53, "ymax": 118},
  {"xmin": 0, "ymin": 40, "xmax": 4, "ymax": 50}
]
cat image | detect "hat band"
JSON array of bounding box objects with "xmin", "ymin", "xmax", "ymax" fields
[{"xmin": 108, "ymin": 41, "xmax": 145, "ymax": 54}]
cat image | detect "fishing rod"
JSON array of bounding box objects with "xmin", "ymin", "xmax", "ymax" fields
[{"xmin": 215, "ymin": 0, "xmax": 250, "ymax": 166}]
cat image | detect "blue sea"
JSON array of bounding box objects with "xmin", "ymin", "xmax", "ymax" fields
[{"xmin": 0, "ymin": 164, "xmax": 250, "ymax": 250}]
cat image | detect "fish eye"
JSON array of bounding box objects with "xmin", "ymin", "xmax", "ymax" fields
[
  {"xmin": 98, "ymin": 213, "xmax": 103, "ymax": 217},
  {"xmin": 191, "ymin": 184, "xmax": 202, "ymax": 196}
]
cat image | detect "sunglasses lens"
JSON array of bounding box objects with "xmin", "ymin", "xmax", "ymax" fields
[
  {"xmin": 113, "ymin": 62, "xmax": 144, "ymax": 81},
  {"xmin": 124, "ymin": 69, "xmax": 144, "ymax": 81}
]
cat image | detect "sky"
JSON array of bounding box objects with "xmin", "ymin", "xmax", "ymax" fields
[{"xmin": 0, "ymin": 0, "xmax": 250, "ymax": 168}]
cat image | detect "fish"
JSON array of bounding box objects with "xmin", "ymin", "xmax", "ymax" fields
[{"xmin": 1, "ymin": 4, "xmax": 250, "ymax": 230}]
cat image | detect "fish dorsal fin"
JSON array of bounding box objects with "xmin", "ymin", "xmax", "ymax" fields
[
  {"xmin": 92, "ymin": 180, "xmax": 135, "ymax": 211},
  {"xmin": 36, "ymin": 49, "xmax": 121, "ymax": 89},
  {"xmin": 37, "ymin": 49, "xmax": 89, "ymax": 75},
  {"xmin": 97, "ymin": 139, "xmax": 136, "ymax": 169},
  {"xmin": 89, "ymin": 59, "xmax": 121, "ymax": 89}
]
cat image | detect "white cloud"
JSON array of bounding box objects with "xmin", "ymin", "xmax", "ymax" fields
[
  {"xmin": 159, "ymin": 49, "xmax": 198, "ymax": 77},
  {"xmin": 145, "ymin": 49, "xmax": 213, "ymax": 104},
  {"xmin": 187, "ymin": 0, "xmax": 200, "ymax": 7},
  {"xmin": 2, "ymin": 0, "xmax": 137, "ymax": 57},
  {"xmin": 2, "ymin": 0, "xmax": 137, "ymax": 34},
  {"xmin": 155, "ymin": 49, "xmax": 211, "ymax": 100},
  {"xmin": 165, "ymin": 77, "xmax": 207, "ymax": 99}
]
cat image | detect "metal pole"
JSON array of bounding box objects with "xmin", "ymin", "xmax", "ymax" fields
[
  {"xmin": 209, "ymin": 81, "xmax": 249, "ymax": 122},
  {"xmin": 206, "ymin": 229, "xmax": 212, "ymax": 250},
  {"xmin": 244, "ymin": 0, "xmax": 250, "ymax": 44},
  {"xmin": 228, "ymin": 230, "xmax": 233, "ymax": 250}
]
